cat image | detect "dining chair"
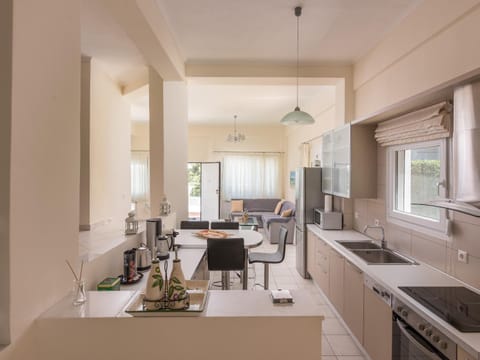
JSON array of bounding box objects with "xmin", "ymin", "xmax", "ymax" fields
[
  {"xmin": 180, "ymin": 220, "xmax": 209, "ymax": 229},
  {"xmin": 207, "ymin": 238, "xmax": 245, "ymax": 290},
  {"xmin": 248, "ymin": 225, "xmax": 288, "ymax": 290},
  {"xmin": 210, "ymin": 221, "xmax": 240, "ymax": 230}
]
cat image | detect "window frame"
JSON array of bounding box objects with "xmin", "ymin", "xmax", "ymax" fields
[{"xmin": 386, "ymin": 139, "xmax": 450, "ymax": 238}]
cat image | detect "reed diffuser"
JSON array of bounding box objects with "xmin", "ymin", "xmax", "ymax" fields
[{"xmin": 66, "ymin": 259, "xmax": 86, "ymax": 305}]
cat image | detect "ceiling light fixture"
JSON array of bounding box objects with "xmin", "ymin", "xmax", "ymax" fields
[
  {"xmin": 280, "ymin": 6, "xmax": 315, "ymax": 125},
  {"xmin": 226, "ymin": 115, "xmax": 246, "ymax": 143}
]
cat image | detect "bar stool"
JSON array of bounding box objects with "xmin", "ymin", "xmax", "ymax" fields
[
  {"xmin": 248, "ymin": 226, "xmax": 288, "ymax": 290},
  {"xmin": 210, "ymin": 221, "xmax": 239, "ymax": 230},
  {"xmin": 180, "ymin": 220, "xmax": 209, "ymax": 229},
  {"xmin": 207, "ymin": 238, "xmax": 245, "ymax": 290}
]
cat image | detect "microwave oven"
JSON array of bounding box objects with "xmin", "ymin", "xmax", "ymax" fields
[{"xmin": 313, "ymin": 209, "xmax": 343, "ymax": 230}]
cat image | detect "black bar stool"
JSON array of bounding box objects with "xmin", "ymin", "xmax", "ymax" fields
[
  {"xmin": 207, "ymin": 238, "xmax": 245, "ymax": 290},
  {"xmin": 180, "ymin": 220, "xmax": 209, "ymax": 229},
  {"xmin": 210, "ymin": 221, "xmax": 239, "ymax": 230}
]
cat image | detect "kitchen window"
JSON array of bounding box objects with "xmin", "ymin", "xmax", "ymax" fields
[{"xmin": 386, "ymin": 139, "xmax": 449, "ymax": 236}]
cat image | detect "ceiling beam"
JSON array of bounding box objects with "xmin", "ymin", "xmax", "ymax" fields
[{"xmin": 102, "ymin": 0, "xmax": 185, "ymax": 81}]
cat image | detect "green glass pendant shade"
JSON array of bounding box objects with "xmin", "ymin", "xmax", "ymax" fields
[{"xmin": 280, "ymin": 106, "xmax": 315, "ymax": 125}]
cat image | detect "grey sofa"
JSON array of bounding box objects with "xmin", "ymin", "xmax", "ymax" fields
[
  {"xmin": 261, "ymin": 201, "xmax": 295, "ymax": 244},
  {"xmin": 230, "ymin": 198, "xmax": 281, "ymax": 228},
  {"xmin": 230, "ymin": 198, "xmax": 295, "ymax": 244}
]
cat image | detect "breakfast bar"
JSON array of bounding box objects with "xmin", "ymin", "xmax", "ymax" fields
[{"xmin": 34, "ymin": 245, "xmax": 324, "ymax": 360}]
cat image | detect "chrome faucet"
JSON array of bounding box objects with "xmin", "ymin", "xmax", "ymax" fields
[{"xmin": 363, "ymin": 224, "xmax": 386, "ymax": 248}]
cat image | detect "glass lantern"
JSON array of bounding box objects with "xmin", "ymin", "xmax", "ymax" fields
[{"xmin": 125, "ymin": 210, "xmax": 138, "ymax": 235}]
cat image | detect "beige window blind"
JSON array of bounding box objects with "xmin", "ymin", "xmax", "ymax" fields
[{"xmin": 375, "ymin": 101, "xmax": 452, "ymax": 146}]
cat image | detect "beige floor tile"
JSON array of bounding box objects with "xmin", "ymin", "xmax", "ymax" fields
[
  {"xmin": 321, "ymin": 357, "xmax": 337, "ymax": 360},
  {"xmin": 322, "ymin": 336, "xmax": 335, "ymax": 355},
  {"xmin": 336, "ymin": 357, "xmax": 365, "ymax": 360},
  {"xmin": 326, "ymin": 335, "xmax": 362, "ymax": 356},
  {"xmin": 323, "ymin": 318, "xmax": 348, "ymax": 335}
]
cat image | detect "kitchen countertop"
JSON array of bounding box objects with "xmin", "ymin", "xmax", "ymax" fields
[{"xmin": 307, "ymin": 224, "xmax": 480, "ymax": 359}]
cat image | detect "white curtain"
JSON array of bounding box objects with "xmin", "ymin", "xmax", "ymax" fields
[
  {"xmin": 223, "ymin": 153, "xmax": 281, "ymax": 199},
  {"xmin": 131, "ymin": 151, "xmax": 149, "ymax": 202}
]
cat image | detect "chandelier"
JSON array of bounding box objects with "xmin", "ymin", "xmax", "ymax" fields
[
  {"xmin": 280, "ymin": 6, "xmax": 315, "ymax": 125},
  {"xmin": 226, "ymin": 115, "xmax": 246, "ymax": 143}
]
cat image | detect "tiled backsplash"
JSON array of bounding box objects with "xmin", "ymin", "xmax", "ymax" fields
[{"xmin": 352, "ymin": 145, "xmax": 480, "ymax": 290}]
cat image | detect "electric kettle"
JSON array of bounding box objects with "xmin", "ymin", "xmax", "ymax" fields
[
  {"xmin": 135, "ymin": 243, "xmax": 152, "ymax": 271},
  {"xmin": 156, "ymin": 235, "xmax": 172, "ymax": 260}
]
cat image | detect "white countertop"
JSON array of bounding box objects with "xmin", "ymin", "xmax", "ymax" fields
[
  {"xmin": 307, "ymin": 224, "xmax": 480, "ymax": 359},
  {"xmin": 40, "ymin": 289, "xmax": 324, "ymax": 319}
]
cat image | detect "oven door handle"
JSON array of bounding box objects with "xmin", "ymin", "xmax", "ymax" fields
[{"xmin": 396, "ymin": 319, "xmax": 443, "ymax": 360}]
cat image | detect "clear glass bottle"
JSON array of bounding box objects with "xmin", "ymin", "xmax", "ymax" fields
[{"xmin": 72, "ymin": 279, "xmax": 86, "ymax": 306}]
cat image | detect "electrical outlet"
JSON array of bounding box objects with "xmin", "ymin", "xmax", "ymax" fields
[
  {"xmin": 374, "ymin": 219, "xmax": 380, "ymax": 226},
  {"xmin": 458, "ymin": 249, "xmax": 468, "ymax": 264},
  {"xmin": 354, "ymin": 211, "xmax": 359, "ymax": 219}
]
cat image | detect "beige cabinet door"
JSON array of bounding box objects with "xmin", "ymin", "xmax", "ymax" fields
[
  {"xmin": 363, "ymin": 285, "xmax": 392, "ymax": 360},
  {"xmin": 458, "ymin": 346, "xmax": 476, "ymax": 360},
  {"xmin": 343, "ymin": 260, "xmax": 364, "ymax": 343},
  {"xmin": 328, "ymin": 248, "xmax": 345, "ymax": 315},
  {"xmin": 307, "ymin": 231, "xmax": 316, "ymax": 280},
  {"xmin": 316, "ymin": 238, "xmax": 330, "ymax": 296}
]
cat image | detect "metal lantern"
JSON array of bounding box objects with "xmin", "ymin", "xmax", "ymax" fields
[
  {"xmin": 125, "ymin": 210, "xmax": 139, "ymax": 235},
  {"xmin": 159, "ymin": 195, "xmax": 172, "ymax": 216}
]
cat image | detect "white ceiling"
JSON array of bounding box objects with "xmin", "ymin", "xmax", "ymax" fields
[
  {"xmin": 188, "ymin": 78, "xmax": 336, "ymax": 126},
  {"xmin": 82, "ymin": 0, "xmax": 422, "ymax": 125},
  {"xmin": 155, "ymin": 0, "xmax": 422, "ymax": 64},
  {"xmin": 81, "ymin": 0, "xmax": 147, "ymax": 86}
]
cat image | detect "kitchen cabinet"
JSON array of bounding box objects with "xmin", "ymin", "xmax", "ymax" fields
[
  {"xmin": 343, "ymin": 259, "xmax": 364, "ymax": 343},
  {"xmin": 458, "ymin": 346, "xmax": 476, "ymax": 360},
  {"xmin": 363, "ymin": 285, "xmax": 392, "ymax": 360},
  {"xmin": 315, "ymin": 236, "xmax": 330, "ymax": 296},
  {"xmin": 328, "ymin": 248, "xmax": 345, "ymax": 315},
  {"xmin": 307, "ymin": 231, "xmax": 316, "ymax": 280},
  {"xmin": 321, "ymin": 124, "xmax": 377, "ymax": 198}
]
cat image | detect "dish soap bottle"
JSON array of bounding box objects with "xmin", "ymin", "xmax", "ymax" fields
[
  {"xmin": 168, "ymin": 247, "xmax": 189, "ymax": 310},
  {"xmin": 144, "ymin": 258, "xmax": 164, "ymax": 310}
]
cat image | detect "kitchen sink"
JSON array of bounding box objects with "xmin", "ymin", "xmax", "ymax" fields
[
  {"xmin": 351, "ymin": 249, "xmax": 417, "ymax": 265},
  {"xmin": 336, "ymin": 240, "xmax": 381, "ymax": 250}
]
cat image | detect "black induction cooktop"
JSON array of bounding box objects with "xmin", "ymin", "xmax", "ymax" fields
[{"xmin": 399, "ymin": 286, "xmax": 480, "ymax": 332}]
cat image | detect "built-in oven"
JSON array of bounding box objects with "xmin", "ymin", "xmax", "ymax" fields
[{"xmin": 392, "ymin": 297, "xmax": 456, "ymax": 359}]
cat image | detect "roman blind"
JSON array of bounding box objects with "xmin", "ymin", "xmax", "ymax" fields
[{"xmin": 375, "ymin": 101, "xmax": 452, "ymax": 146}]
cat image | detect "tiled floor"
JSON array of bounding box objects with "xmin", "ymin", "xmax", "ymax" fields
[{"xmin": 209, "ymin": 233, "xmax": 368, "ymax": 360}]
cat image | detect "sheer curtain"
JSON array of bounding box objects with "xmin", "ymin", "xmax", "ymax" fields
[
  {"xmin": 131, "ymin": 151, "xmax": 150, "ymax": 202},
  {"xmin": 223, "ymin": 153, "xmax": 281, "ymax": 199}
]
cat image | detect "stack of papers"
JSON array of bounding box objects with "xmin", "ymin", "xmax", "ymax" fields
[{"xmin": 270, "ymin": 289, "xmax": 294, "ymax": 304}]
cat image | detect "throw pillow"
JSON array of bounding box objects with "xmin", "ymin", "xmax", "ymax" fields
[
  {"xmin": 281, "ymin": 209, "xmax": 293, "ymax": 217},
  {"xmin": 231, "ymin": 200, "xmax": 244, "ymax": 212},
  {"xmin": 274, "ymin": 200, "xmax": 285, "ymax": 215}
]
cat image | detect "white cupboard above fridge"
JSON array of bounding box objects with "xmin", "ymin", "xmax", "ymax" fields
[{"xmin": 321, "ymin": 124, "xmax": 377, "ymax": 199}]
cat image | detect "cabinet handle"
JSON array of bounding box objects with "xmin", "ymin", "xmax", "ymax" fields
[{"xmin": 346, "ymin": 260, "xmax": 362, "ymax": 274}]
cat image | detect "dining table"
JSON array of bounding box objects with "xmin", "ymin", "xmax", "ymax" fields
[{"xmin": 174, "ymin": 229, "xmax": 264, "ymax": 290}]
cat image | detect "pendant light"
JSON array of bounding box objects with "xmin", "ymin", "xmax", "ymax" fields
[
  {"xmin": 280, "ymin": 6, "xmax": 315, "ymax": 125},
  {"xmin": 226, "ymin": 115, "xmax": 246, "ymax": 142}
]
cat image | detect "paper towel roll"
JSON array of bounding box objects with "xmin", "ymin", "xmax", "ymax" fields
[{"xmin": 324, "ymin": 195, "xmax": 333, "ymax": 213}]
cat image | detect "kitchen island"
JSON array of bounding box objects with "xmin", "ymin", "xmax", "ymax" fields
[
  {"xmin": 35, "ymin": 246, "xmax": 324, "ymax": 360},
  {"xmin": 36, "ymin": 289, "xmax": 324, "ymax": 360}
]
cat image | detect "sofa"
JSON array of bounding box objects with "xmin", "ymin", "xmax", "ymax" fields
[{"xmin": 229, "ymin": 198, "xmax": 295, "ymax": 244}]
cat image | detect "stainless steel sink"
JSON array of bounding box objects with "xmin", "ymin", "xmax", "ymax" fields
[
  {"xmin": 336, "ymin": 240, "xmax": 381, "ymax": 250},
  {"xmin": 351, "ymin": 249, "xmax": 417, "ymax": 265}
]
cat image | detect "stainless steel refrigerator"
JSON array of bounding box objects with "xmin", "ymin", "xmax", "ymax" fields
[{"xmin": 295, "ymin": 167, "xmax": 324, "ymax": 278}]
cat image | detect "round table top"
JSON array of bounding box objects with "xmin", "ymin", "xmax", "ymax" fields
[{"xmin": 174, "ymin": 229, "xmax": 263, "ymax": 249}]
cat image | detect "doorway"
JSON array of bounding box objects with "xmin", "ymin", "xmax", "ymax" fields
[{"xmin": 187, "ymin": 162, "xmax": 220, "ymax": 220}]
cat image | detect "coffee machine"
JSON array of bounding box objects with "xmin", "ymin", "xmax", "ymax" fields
[{"xmin": 146, "ymin": 218, "xmax": 162, "ymax": 257}]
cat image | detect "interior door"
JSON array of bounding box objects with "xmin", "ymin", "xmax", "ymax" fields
[{"xmin": 200, "ymin": 162, "xmax": 220, "ymax": 221}]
